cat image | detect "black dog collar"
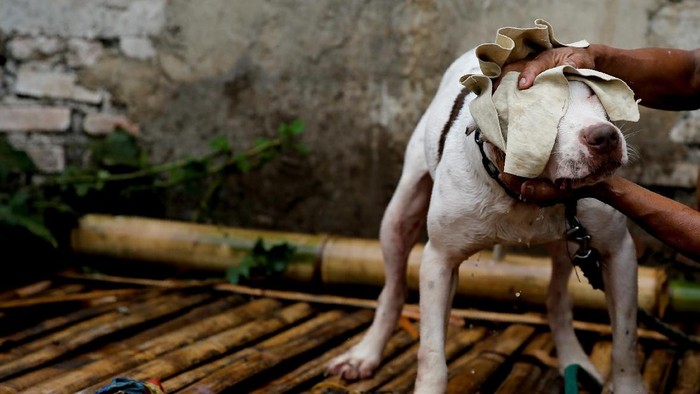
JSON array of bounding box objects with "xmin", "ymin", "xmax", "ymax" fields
[{"xmin": 472, "ymin": 129, "xmax": 522, "ymax": 201}]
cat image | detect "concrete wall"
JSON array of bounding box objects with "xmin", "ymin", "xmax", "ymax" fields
[{"xmin": 0, "ymin": 0, "xmax": 698, "ymax": 239}]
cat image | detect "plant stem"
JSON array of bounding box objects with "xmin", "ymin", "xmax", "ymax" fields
[{"xmin": 47, "ymin": 138, "xmax": 283, "ymax": 187}]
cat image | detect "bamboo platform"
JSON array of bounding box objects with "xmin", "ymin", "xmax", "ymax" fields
[{"xmin": 0, "ymin": 273, "xmax": 698, "ymax": 394}]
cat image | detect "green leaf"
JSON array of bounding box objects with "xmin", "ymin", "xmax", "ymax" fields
[
  {"xmin": 234, "ymin": 154, "xmax": 251, "ymax": 173},
  {"xmin": 0, "ymin": 204, "xmax": 57, "ymax": 247},
  {"xmin": 89, "ymin": 131, "xmax": 145, "ymax": 168},
  {"xmin": 279, "ymin": 119, "xmax": 304, "ymax": 138},
  {"xmin": 209, "ymin": 136, "xmax": 231, "ymax": 152},
  {"xmin": 225, "ymin": 239, "xmax": 296, "ymax": 284},
  {"xmin": 293, "ymin": 143, "xmax": 311, "ymax": 156},
  {"xmin": 74, "ymin": 182, "xmax": 94, "ymax": 197},
  {"xmin": 0, "ymin": 138, "xmax": 36, "ymax": 180}
]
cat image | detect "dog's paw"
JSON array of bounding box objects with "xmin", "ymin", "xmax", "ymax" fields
[{"xmin": 326, "ymin": 347, "xmax": 381, "ymax": 381}]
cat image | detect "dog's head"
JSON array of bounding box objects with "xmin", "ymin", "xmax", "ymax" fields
[{"xmin": 539, "ymin": 80, "xmax": 627, "ymax": 190}]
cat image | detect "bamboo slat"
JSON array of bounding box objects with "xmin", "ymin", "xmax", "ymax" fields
[
  {"xmin": 531, "ymin": 367, "xmax": 564, "ymax": 394},
  {"xmin": 216, "ymin": 283, "xmax": 669, "ymax": 341},
  {"xmin": 670, "ymin": 349, "xmax": 700, "ymax": 394},
  {"xmin": 588, "ymin": 340, "xmax": 613, "ymax": 386},
  {"xmin": 0, "ymin": 296, "xmax": 128, "ymax": 350},
  {"xmin": 79, "ymin": 302, "xmax": 317, "ymax": 394},
  {"xmin": 71, "ymin": 214, "xmax": 668, "ymax": 314},
  {"xmin": 314, "ymin": 327, "xmax": 422, "ymax": 393},
  {"xmin": 0, "ymin": 293, "xmax": 209, "ymax": 381},
  {"xmin": 494, "ymin": 332, "xmax": 555, "ymax": 393},
  {"xmin": 251, "ymin": 328, "xmax": 373, "ymax": 394},
  {"xmin": 0, "ymin": 289, "xmax": 143, "ymax": 309},
  {"xmin": 0, "ymin": 280, "xmax": 52, "ymax": 301},
  {"xmin": 376, "ymin": 327, "xmax": 489, "ymax": 393},
  {"xmin": 23, "ymin": 298, "xmax": 284, "ymax": 394},
  {"xmin": 0, "ymin": 295, "xmax": 235, "ymax": 391},
  {"xmin": 446, "ymin": 324, "xmax": 537, "ymax": 393},
  {"xmin": 642, "ymin": 348, "xmax": 675, "ymax": 393},
  {"xmin": 349, "ymin": 326, "xmax": 487, "ymax": 393},
  {"xmin": 175, "ymin": 309, "xmax": 373, "ymax": 393},
  {"xmin": 87, "ymin": 295, "xmax": 242, "ymax": 358}
]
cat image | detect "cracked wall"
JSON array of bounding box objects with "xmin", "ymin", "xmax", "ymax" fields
[{"xmin": 0, "ymin": 0, "xmax": 697, "ymax": 241}]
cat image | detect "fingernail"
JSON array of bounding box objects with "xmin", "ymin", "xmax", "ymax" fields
[{"xmin": 519, "ymin": 77, "xmax": 527, "ymax": 87}]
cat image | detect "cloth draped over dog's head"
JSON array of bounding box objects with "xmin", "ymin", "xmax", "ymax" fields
[{"xmin": 460, "ymin": 19, "xmax": 640, "ymax": 178}]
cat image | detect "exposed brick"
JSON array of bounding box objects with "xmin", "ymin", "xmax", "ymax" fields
[
  {"xmin": 0, "ymin": 106, "xmax": 71, "ymax": 132},
  {"xmin": 83, "ymin": 113, "xmax": 139, "ymax": 136},
  {"xmin": 66, "ymin": 38, "xmax": 104, "ymax": 67},
  {"xmin": 119, "ymin": 37, "xmax": 156, "ymax": 60},
  {"xmin": 7, "ymin": 133, "xmax": 65, "ymax": 173},
  {"xmin": 15, "ymin": 69, "xmax": 102, "ymax": 104},
  {"xmin": 7, "ymin": 36, "xmax": 65, "ymax": 60},
  {"xmin": 0, "ymin": 0, "xmax": 166, "ymax": 39},
  {"xmin": 669, "ymin": 110, "xmax": 700, "ymax": 144}
]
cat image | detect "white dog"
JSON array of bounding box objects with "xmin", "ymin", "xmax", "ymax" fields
[{"xmin": 327, "ymin": 48, "xmax": 645, "ymax": 393}]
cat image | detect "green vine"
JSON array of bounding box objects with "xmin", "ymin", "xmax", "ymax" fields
[{"xmin": 0, "ymin": 120, "xmax": 308, "ymax": 252}]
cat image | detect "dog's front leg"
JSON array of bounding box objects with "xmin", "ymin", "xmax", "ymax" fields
[
  {"xmin": 601, "ymin": 232, "xmax": 647, "ymax": 394},
  {"xmin": 415, "ymin": 241, "xmax": 463, "ymax": 393}
]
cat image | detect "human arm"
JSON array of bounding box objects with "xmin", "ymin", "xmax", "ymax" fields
[
  {"xmin": 512, "ymin": 45, "xmax": 700, "ymax": 111},
  {"xmin": 499, "ymin": 173, "xmax": 700, "ymax": 261}
]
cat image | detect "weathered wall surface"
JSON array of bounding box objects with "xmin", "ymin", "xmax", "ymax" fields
[{"xmin": 0, "ymin": 0, "xmax": 698, "ymax": 239}]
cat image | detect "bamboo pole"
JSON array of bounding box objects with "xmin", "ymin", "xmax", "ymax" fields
[
  {"xmin": 70, "ymin": 214, "xmax": 671, "ymax": 314},
  {"xmin": 446, "ymin": 324, "xmax": 537, "ymax": 394},
  {"xmin": 0, "ymin": 293, "xmax": 209, "ymax": 381},
  {"xmin": 174, "ymin": 309, "xmax": 373, "ymax": 393},
  {"xmin": 23, "ymin": 298, "xmax": 284, "ymax": 394},
  {"xmin": 79, "ymin": 302, "xmax": 316, "ymax": 394}
]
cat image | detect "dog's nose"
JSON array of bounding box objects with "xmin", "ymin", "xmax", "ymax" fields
[{"xmin": 581, "ymin": 124, "xmax": 619, "ymax": 153}]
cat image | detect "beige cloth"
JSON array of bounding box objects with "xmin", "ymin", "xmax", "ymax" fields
[{"xmin": 460, "ymin": 19, "xmax": 640, "ymax": 178}]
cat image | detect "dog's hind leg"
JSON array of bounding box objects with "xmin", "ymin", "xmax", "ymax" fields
[
  {"xmin": 327, "ymin": 127, "xmax": 432, "ymax": 381},
  {"xmin": 546, "ymin": 241, "xmax": 605, "ymax": 384}
]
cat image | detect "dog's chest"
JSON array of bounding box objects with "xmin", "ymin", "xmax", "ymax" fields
[{"xmin": 429, "ymin": 153, "xmax": 568, "ymax": 248}]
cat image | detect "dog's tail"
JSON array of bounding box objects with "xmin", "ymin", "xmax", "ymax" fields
[{"xmin": 637, "ymin": 308, "xmax": 700, "ymax": 349}]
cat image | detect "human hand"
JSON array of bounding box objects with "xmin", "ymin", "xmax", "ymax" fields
[{"xmin": 501, "ymin": 46, "xmax": 595, "ymax": 90}]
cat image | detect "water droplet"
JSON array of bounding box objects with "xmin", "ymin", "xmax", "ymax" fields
[
  {"xmin": 471, "ymin": 369, "xmax": 476, "ymax": 374},
  {"xmin": 515, "ymin": 291, "xmax": 522, "ymax": 298}
]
